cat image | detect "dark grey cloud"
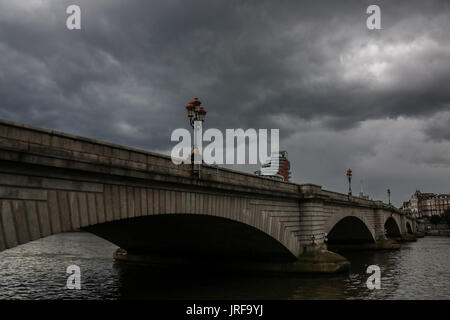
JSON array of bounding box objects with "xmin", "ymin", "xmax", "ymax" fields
[
  {"xmin": 424, "ymin": 111, "xmax": 450, "ymax": 141},
  {"xmin": 0, "ymin": 0, "xmax": 450, "ymax": 205}
]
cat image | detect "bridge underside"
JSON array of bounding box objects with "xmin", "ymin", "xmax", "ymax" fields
[
  {"xmin": 385, "ymin": 217, "xmax": 402, "ymax": 238},
  {"xmin": 327, "ymin": 216, "xmax": 375, "ymax": 245},
  {"xmin": 83, "ymin": 214, "xmax": 297, "ymax": 264}
]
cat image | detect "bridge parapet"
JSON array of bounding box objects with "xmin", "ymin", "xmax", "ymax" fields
[
  {"xmin": 0, "ymin": 118, "xmax": 299, "ymax": 199},
  {"xmin": 0, "ymin": 117, "xmax": 420, "ymax": 218}
]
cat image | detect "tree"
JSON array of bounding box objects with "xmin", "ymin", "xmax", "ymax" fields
[
  {"xmin": 430, "ymin": 214, "xmax": 442, "ymax": 225},
  {"xmin": 442, "ymin": 208, "xmax": 450, "ymax": 227}
]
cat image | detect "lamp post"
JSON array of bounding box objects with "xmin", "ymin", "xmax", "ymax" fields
[
  {"xmin": 185, "ymin": 97, "xmax": 206, "ymax": 129},
  {"xmin": 185, "ymin": 98, "xmax": 206, "ymax": 173},
  {"xmin": 346, "ymin": 168, "xmax": 352, "ymax": 196},
  {"xmin": 387, "ymin": 188, "xmax": 391, "ymax": 205}
]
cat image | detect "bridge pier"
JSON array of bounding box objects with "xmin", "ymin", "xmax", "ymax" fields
[
  {"xmin": 293, "ymin": 249, "xmax": 350, "ymax": 273},
  {"xmin": 373, "ymin": 205, "xmax": 402, "ymax": 249},
  {"xmin": 394, "ymin": 234, "xmax": 417, "ymax": 242},
  {"xmin": 327, "ymin": 239, "xmax": 400, "ymax": 252},
  {"xmin": 372, "ymin": 238, "xmax": 401, "ymax": 249},
  {"xmin": 113, "ymin": 248, "xmax": 350, "ymax": 274},
  {"xmin": 294, "ymin": 185, "xmax": 350, "ymax": 273}
]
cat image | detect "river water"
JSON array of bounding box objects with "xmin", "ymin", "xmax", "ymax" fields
[{"xmin": 0, "ymin": 232, "xmax": 449, "ymax": 300}]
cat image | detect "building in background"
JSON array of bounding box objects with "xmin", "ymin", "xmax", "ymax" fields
[
  {"xmin": 420, "ymin": 193, "xmax": 450, "ymax": 217},
  {"xmin": 403, "ymin": 190, "xmax": 450, "ymax": 218},
  {"xmin": 254, "ymin": 151, "xmax": 291, "ymax": 182},
  {"xmin": 402, "ymin": 201, "xmax": 411, "ymax": 215},
  {"xmin": 359, "ymin": 192, "xmax": 370, "ymax": 200}
]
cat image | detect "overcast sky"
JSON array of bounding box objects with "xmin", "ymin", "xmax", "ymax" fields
[{"xmin": 0, "ymin": 0, "xmax": 449, "ymax": 206}]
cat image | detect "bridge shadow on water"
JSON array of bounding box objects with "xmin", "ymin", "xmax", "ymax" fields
[
  {"xmin": 111, "ymin": 260, "xmax": 347, "ymax": 300},
  {"xmin": 110, "ymin": 248, "xmax": 401, "ymax": 300}
]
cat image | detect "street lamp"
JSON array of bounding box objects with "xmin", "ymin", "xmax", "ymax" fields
[
  {"xmin": 185, "ymin": 97, "xmax": 206, "ymax": 128},
  {"xmin": 346, "ymin": 168, "xmax": 352, "ymax": 196},
  {"xmin": 185, "ymin": 98, "xmax": 207, "ymax": 173},
  {"xmin": 387, "ymin": 188, "xmax": 391, "ymax": 205}
]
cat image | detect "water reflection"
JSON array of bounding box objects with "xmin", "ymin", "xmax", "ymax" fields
[{"xmin": 0, "ymin": 232, "xmax": 449, "ymax": 300}]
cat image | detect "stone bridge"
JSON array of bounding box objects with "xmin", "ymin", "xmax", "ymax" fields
[{"xmin": 0, "ymin": 118, "xmax": 420, "ymax": 273}]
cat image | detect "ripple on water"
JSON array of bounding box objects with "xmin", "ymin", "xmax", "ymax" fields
[{"xmin": 0, "ymin": 233, "xmax": 449, "ymax": 299}]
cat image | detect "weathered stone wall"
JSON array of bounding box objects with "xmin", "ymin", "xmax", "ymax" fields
[
  {"xmin": 0, "ymin": 174, "xmax": 302, "ymax": 256},
  {"xmin": 0, "ymin": 118, "xmax": 300, "ymax": 198}
]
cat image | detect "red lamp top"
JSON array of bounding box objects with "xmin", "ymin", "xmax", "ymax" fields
[
  {"xmin": 198, "ymin": 106, "xmax": 206, "ymax": 115},
  {"xmin": 191, "ymin": 97, "xmax": 202, "ymax": 106}
]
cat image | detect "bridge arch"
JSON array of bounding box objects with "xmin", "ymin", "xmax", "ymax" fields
[
  {"xmin": 0, "ymin": 188, "xmax": 302, "ymax": 261},
  {"xmin": 326, "ymin": 216, "xmax": 376, "ymax": 244},
  {"xmin": 385, "ymin": 216, "xmax": 401, "ymax": 238},
  {"xmin": 83, "ymin": 213, "xmax": 298, "ymax": 263}
]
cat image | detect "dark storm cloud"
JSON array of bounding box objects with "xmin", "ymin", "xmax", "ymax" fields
[
  {"xmin": 423, "ymin": 111, "xmax": 450, "ymax": 141},
  {"xmin": 0, "ymin": 0, "xmax": 450, "ymax": 204}
]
